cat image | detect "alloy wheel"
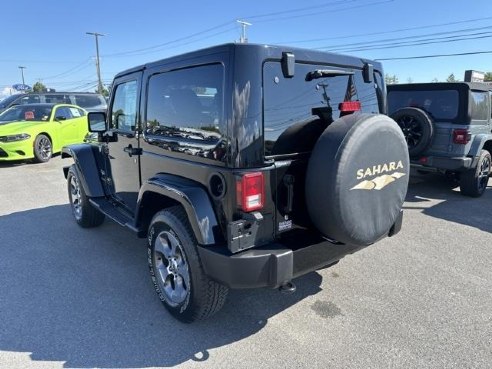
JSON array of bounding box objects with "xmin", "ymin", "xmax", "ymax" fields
[
  {"xmin": 153, "ymin": 230, "xmax": 190, "ymax": 306},
  {"xmin": 69, "ymin": 175, "xmax": 82, "ymax": 220},
  {"xmin": 396, "ymin": 115, "xmax": 423, "ymax": 150},
  {"xmin": 478, "ymin": 155, "xmax": 491, "ymax": 192},
  {"xmin": 37, "ymin": 137, "xmax": 52, "ymax": 161}
]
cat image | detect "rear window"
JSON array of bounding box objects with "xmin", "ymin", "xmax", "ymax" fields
[
  {"xmin": 388, "ymin": 90, "xmax": 459, "ymax": 121},
  {"xmin": 263, "ymin": 62, "xmax": 381, "ymax": 156}
]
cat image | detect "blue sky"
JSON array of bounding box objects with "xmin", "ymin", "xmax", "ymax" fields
[{"xmin": 1, "ymin": 0, "xmax": 491, "ymax": 98}]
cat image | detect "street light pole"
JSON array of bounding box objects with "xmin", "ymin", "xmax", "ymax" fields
[
  {"xmin": 18, "ymin": 66, "xmax": 26, "ymax": 86},
  {"xmin": 86, "ymin": 32, "xmax": 104, "ymax": 94},
  {"xmin": 237, "ymin": 20, "xmax": 252, "ymax": 43}
]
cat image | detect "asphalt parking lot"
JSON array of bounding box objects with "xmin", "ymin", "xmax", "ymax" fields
[{"xmin": 0, "ymin": 157, "xmax": 491, "ymax": 369}]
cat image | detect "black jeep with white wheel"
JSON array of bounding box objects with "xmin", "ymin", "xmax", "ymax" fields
[
  {"xmin": 388, "ymin": 82, "xmax": 492, "ymax": 197},
  {"xmin": 62, "ymin": 44, "xmax": 409, "ymax": 322}
]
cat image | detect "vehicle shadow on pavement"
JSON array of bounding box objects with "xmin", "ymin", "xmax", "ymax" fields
[
  {"xmin": 0, "ymin": 205, "xmax": 323, "ymax": 368},
  {"xmin": 404, "ymin": 172, "xmax": 492, "ymax": 233},
  {"xmin": 0, "ymin": 160, "xmax": 29, "ymax": 167}
]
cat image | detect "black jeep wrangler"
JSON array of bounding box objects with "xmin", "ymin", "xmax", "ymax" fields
[
  {"xmin": 388, "ymin": 82, "xmax": 492, "ymax": 197},
  {"xmin": 62, "ymin": 43, "xmax": 409, "ymax": 322}
]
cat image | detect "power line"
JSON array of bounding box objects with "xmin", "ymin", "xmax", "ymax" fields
[
  {"xmin": 319, "ymin": 25, "xmax": 492, "ymax": 51},
  {"xmin": 103, "ymin": 21, "xmax": 234, "ymax": 57},
  {"xmin": 375, "ymin": 50, "xmax": 492, "ymax": 61},
  {"xmin": 328, "ymin": 33, "xmax": 492, "ymax": 53},
  {"xmin": 101, "ymin": 0, "xmax": 392, "ymax": 59},
  {"xmin": 41, "ymin": 59, "xmax": 92, "ymax": 80},
  {"xmin": 104, "ymin": 25, "xmax": 237, "ymax": 58},
  {"xmin": 250, "ymin": 0, "xmax": 394, "ymax": 23},
  {"xmin": 274, "ymin": 15, "xmax": 492, "ymax": 44},
  {"xmin": 243, "ymin": 0, "xmax": 368, "ymax": 20}
]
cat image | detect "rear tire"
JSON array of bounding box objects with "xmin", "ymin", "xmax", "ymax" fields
[
  {"xmin": 460, "ymin": 150, "xmax": 491, "ymax": 197},
  {"xmin": 148, "ymin": 206, "xmax": 228, "ymax": 323},
  {"xmin": 67, "ymin": 165, "xmax": 105, "ymax": 227}
]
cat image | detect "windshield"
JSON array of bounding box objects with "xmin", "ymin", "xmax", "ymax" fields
[
  {"xmin": 0, "ymin": 105, "xmax": 52, "ymax": 122},
  {"xmin": 388, "ymin": 90, "xmax": 459, "ymax": 121}
]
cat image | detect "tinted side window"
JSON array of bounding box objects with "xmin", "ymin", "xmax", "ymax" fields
[
  {"xmin": 55, "ymin": 106, "xmax": 73, "ymax": 120},
  {"xmin": 18, "ymin": 95, "xmax": 41, "ymax": 105},
  {"xmin": 145, "ymin": 64, "xmax": 225, "ymax": 161},
  {"xmin": 45, "ymin": 94, "xmax": 70, "ymax": 104},
  {"xmin": 73, "ymin": 94, "xmax": 105, "ymax": 108},
  {"xmin": 470, "ymin": 91, "xmax": 489, "ymax": 121},
  {"xmin": 111, "ymin": 80, "xmax": 138, "ymax": 131}
]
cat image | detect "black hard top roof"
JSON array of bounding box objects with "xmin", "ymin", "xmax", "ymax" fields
[
  {"xmin": 388, "ymin": 82, "xmax": 492, "ymax": 92},
  {"xmin": 115, "ymin": 43, "xmax": 383, "ymax": 78}
]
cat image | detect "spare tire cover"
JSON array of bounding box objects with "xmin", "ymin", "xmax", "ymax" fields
[{"xmin": 305, "ymin": 113, "xmax": 410, "ymax": 246}]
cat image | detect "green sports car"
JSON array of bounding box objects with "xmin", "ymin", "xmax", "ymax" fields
[{"xmin": 0, "ymin": 103, "xmax": 88, "ymax": 162}]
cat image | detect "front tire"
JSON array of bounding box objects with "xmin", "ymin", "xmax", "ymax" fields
[
  {"xmin": 33, "ymin": 134, "xmax": 52, "ymax": 163},
  {"xmin": 148, "ymin": 206, "xmax": 228, "ymax": 323},
  {"xmin": 67, "ymin": 165, "xmax": 105, "ymax": 227},
  {"xmin": 460, "ymin": 150, "xmax": 491, "ymax": 197}
]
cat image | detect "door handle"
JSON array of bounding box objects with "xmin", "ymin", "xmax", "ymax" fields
[{"xmin": 123, "ymin": 144, "xmax": 142, "ymax": 157}]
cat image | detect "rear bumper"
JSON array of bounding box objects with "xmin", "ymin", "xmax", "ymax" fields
[
  {"xmin": 411, "ymin": 156, "xmax": 473, "ymax": 171},
  {"xmin": 198, "ymin": 211, "xmax": 403, "ymax": 289}
]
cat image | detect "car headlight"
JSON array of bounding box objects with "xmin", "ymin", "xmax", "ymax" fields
[{"xmin": 0, "ymin": 133, "xmax": 31, "ymax": 142}]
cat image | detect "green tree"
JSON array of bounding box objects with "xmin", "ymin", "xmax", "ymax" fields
[
  {"xmin": 385, "ymin": 74, "xmax": 399, "ymax": 85},
  {"xmin": 95, "ymin": 86, "xmax": 110, "ymax": 97},
  {"xmin": 484, "ymin": 72, "xmax": 492, "ymax": 82},
  {"xmin": 32, "ymin": 81, "xmax": 47, "ymax": 92},
  {"xmin": 446, "ymin": 73, "xmax": 458, "ymax": 82}
]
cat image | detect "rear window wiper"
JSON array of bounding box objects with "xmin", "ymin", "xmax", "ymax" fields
[{"xmin": 306, "ymin": 69, "xmax": 354, "ymax": 81}]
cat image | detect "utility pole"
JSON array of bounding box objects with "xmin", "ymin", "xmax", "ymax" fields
[
  {"xmin": 237, "ymin": 20, "xmax": 252, "ymax": 43},
  {"xmin": 86, "ymin": 32, "xmax": 104, "ymax": 94},
  {"xmin": 18, "ymin": 66, "xmax": 26, "ymax": 86}
]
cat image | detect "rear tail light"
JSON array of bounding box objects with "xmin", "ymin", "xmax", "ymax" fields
[
  {"xmin": 236, "ymin": 172, "xmax": 264, "ymax": 212},
  {"xmin": 339, "ymin": 101, "xmax": 361, "ymax": 113},
  {"xmin": 418, "ymin": 157, "xmax": 428, "ymax": 165},
  {"xmin": 452, "ymin": 129, "xmax": 471, "ymax": 144}
]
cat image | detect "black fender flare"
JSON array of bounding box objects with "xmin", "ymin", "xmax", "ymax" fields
[
  {"xmin": 137, "ymin": 174, "xmax": 219, "ymax": 246},
  {"xmin": 468, "ymin": 134, "xmax": 492, "ymax": 158},
  {"xmin": 62, "ymin": 144, "xmax": 105, "ymax": 198}
]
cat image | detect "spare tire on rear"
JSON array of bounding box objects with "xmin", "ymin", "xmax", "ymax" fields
[
  {"xmin": 305, "ymin": 113, "xmax": 410, "ymax": 246},
  {"xmin": 390, "ymin": 107, "xmax": 434, "ymax": 157}
]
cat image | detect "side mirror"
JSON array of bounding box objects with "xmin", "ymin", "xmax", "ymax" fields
[
  {"xmin": 88, "ymin": 112, "xmax": 107, "ymax": 132},
  {"xmin": 55, "ymin": 116, "xmax": 67, "ymax": 121}
]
